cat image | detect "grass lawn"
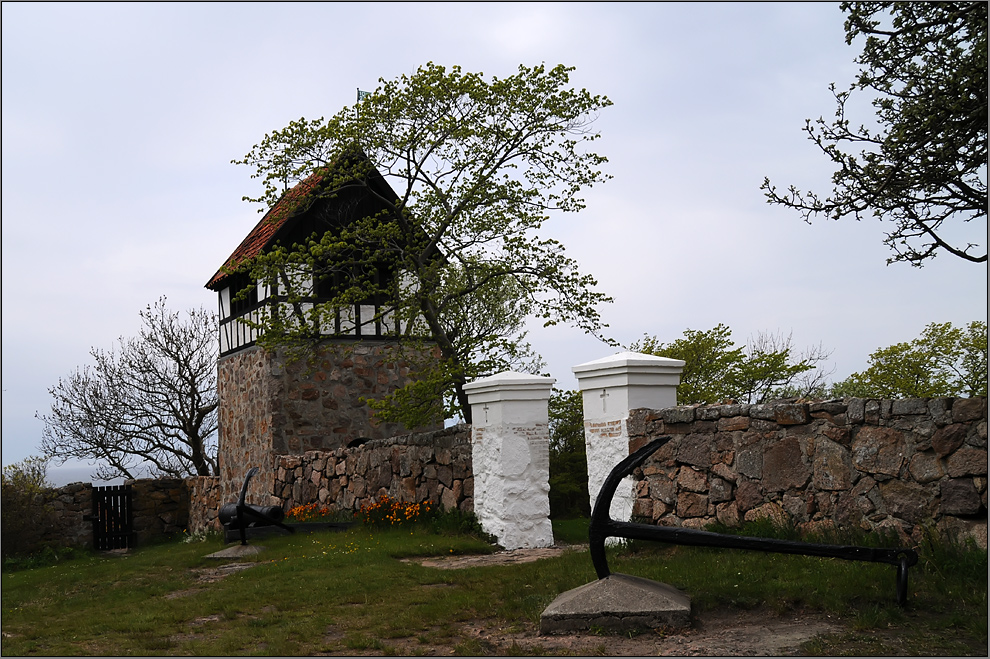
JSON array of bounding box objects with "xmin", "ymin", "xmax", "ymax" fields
[{"xmin": 1, "ymin": 517, "xmax": 986, "ymax": 656}]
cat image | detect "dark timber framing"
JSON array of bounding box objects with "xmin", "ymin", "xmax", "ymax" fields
[{"xmin": 206, "ymin": 153, "xmax": 416, "ymax": 357}]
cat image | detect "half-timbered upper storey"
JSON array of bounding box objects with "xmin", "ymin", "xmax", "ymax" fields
[{"xmin": 206, "ymin": 153, "xmax": 415, "ymax": 356}]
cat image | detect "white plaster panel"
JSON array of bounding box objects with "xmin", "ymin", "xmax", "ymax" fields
[
  {"xmin": 465, "ymin": 371, "xmax": 555, "ymax": 426},
  {"xmin": 220, "ymin": 287, "xmax": 231, "ymax": 319},
  {"xmin": 380, "ymin": 309, "xmax": 395, "ymax": 334},
  {"xmin": 501, "ymin": 432, "xmax": 532, "ymax": 477},
  {"xmin": 274, "ymin": 265, "xmax": 314, "ymax": 297},
  {"xmin": 572, "ymin": 350, "xmax": 686, "ymax": 375},
  {"xmin": 340, "ymin": 306, "xmax": 355, "ymax": 334},
  {"xmin": 584, "ymin": 418, "xmax": 636, "ymax": 520},
  {"xmin": 359, "ymin": 305, "xmax": 376, "ymax": 332},
  {"xmin": 467, "ymin": 372, "xmax": 554, "ymax": 550},
  {"xmin": 574, "ymin": 352, "xmax": 684, "ymax": 528}
]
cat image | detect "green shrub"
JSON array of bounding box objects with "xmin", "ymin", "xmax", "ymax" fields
[
  {"xmin": 2, "ymin": 545, "xmax": 87, "ymax": 573},
  {"xmin": 548, "ymin": 389, "xmax": 591, "ymax": 518},
  {"xmin": 422, "ymin": 505, "xmax": 496, "ymax": 544},
  {"xmin": 1, "ymin": 456, "xmax": 60, "ymax": 561}
]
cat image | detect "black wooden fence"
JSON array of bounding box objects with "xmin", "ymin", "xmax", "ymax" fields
[{"xmin": 85, "ymin": 485, "xmax": 134, "ymax": 550}]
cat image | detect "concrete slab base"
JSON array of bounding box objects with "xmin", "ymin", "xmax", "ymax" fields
[
  {"xmin": 205, "ymin": 544, "xmax": 266, "ymax": 560},
  {"xmin": 540, "ymin": 573, "xmax": 691, "ymax": 635}
]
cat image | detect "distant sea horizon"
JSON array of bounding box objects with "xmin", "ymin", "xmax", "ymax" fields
[{"xmin": 46, "ymin": 463, "xmax": 152, "ymax": 488}]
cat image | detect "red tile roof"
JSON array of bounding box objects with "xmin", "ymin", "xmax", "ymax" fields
[{"xmin": 205, "ymin": 170, "xmax": 326, "ymax": 290}]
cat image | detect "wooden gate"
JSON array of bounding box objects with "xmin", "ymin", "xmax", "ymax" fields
[{"xmin": 88, "ymin": 485, "xmax": 134, "ymax": 550}]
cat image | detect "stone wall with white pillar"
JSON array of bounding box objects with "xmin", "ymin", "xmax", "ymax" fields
[
  {"xmin": 572, "ymin": 352, "xmax": 685, "ymax": 522},
  {"xmin": 463, "ymin": 371, "xmax": 555, "ymax": 550}
]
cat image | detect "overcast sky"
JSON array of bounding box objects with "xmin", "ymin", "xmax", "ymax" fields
[{"xmin": 3, "ymin": 2, "xmax": 986, "ymax": 484}]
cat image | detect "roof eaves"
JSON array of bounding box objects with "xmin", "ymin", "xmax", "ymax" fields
[{"xmin": 204, "ymin": 171, "xmax": 326, "ymax": 290}]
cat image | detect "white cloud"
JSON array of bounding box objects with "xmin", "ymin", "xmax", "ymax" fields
[{"xmin": 3, "ymin": 2, "xmax": 985, "ymax": 468}]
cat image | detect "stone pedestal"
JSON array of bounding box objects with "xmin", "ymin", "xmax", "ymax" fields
[
  {"xmin": 464, "ymin": 371, "xmax": 555, "ymax": 549},
  {"xmin": 572, "ymin": 352, "xmax": 684, "ymax": 522},
  {"xmin": 540, "ymin": 573, "xmax": 691, "ymax": 634},
  {"xmin": 206, "ymin": 544, "xmax": 266, "ymax": 559}
]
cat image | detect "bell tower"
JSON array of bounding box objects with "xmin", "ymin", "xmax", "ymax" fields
[{"xmin": 205, "ymin": 155, "xmax": 438, "ymax": 504}]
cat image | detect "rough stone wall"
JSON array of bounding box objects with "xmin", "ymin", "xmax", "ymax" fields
[
  {"xmin": 217, "ymin": 341, "xmax": 440, "ymax": 509},
  {"xmin": 216, "ymin": 345, "xmax": 277, "ymax": 507},
  {"xmin": 186, "ymin": 476, "xmax": 223, "ymax": 534},
  {"xmin": 41, "ymin": 482, "xmax": 93, "ymax": 549},
  {"xmin": 30, "ymin": 478, "xmax": 193, "ymax": 550},
  {"xmin": 128, "ymin": 478, "xmax": 190, "ymax": 544},
  {"xmin": 273, "ymin": 426, "xmax": 473, "ymax": 514},
  {"xmin": 627, "ymin": 397, "xmax": 988, "ymax": 548}
]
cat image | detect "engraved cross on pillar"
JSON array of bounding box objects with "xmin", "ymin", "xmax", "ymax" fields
[{"xmin": 573, "ymin": 352, "xmax": 685, "ymax": 524}]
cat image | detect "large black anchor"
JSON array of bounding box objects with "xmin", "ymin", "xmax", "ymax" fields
[
  {"xmin": 219, "ymin": 467, "xmax": 295, "ymax": 545},
  {"xmin": 589, "ymin": 436, "xmax": 919, "ymax": 605}
]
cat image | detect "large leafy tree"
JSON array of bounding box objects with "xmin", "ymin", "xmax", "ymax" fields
[
  {"xmin": 38, "ymin": 298, "xmax": 219, "ymax": 480},
  {"xmin": 630, "ymin": 325, "xmax": 832, "ymax": 405},
  {"xmin": 762, "ymin": 2, "xmax": 987, "ymax": 266},
  {"xmin": 831, "ymin": 320, "xmax": 988, "ymax": 398},
  {"xmin": 232, "ymin": 63, "xmax": 613, "ymax": 425}
]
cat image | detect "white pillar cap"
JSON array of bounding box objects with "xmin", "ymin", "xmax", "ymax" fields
[
  {"xmin": 572, "ymin": 351, "xmax": 685, "ymax": 388},
  {"xmin": 463, "ymin": 371, "xmax": 556, "ymax": 404}
]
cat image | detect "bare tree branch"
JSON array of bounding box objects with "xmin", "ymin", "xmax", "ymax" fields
[{"xmin": 38, "ymin": 298, "xmax": 218, "ymax": 480}]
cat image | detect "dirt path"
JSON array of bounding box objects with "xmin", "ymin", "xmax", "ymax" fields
[
  {"xmin": 391, "ymin": 546, "xmax": 845, "ymax": 656},
  {"xmin": 438, "ymin": 609, "xmax": 844, "ymax": 656},
  {"xmin": 401, "ymin": 545, "xmax": 572, "ymax": 569},
  {"xmin": 316, "ymin": 607, "xmax": 845, "ymax": 657}
]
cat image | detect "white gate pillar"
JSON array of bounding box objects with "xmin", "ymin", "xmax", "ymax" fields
[
  {"xmin": 464, "ymin": 371, "xmax": 555, "ymax": 550},
  {"xmin": 572, "ymin": 352, "xmax": 685, "ymax": 522}
]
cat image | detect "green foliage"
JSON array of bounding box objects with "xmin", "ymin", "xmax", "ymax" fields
[
  {"xmin": 630, "ymin": 325, "xmax": 830, "ymax": 404},
  {"xmin": 338, "ymin": 495, "xmax": 498, "ymax": 543},
  {"xmin": 1, "ymin": 455, "xmax": 50, "ymax": 490},
  {"xmin": 633, "ymin": 325, "xmax": 743, "ymax": 405},
  {"xmin": 3, "ymin": 545, "xmax": 88, "ymax": 573},
  {"xmin": 915, "ymin": 521, "xmax": 988, "ymax": 580},
  {"xmin": 831, "ymin": 321, "xmax": 988, "ymax": 398},
  {"xmin": 547, "ymin": 389, "xmax": 590, "ymax": 518},
  {"xmin": 958, "ymin": 320, "xmax": 990, "ymax": 395},
  {"xmin": 232, "ymin": 62, "xmax": 614, "ymax": 424},
  {"xmin": 421, "ymin": 505, "xmax": 497, "ymax": 544},
  {"xmin": 550, "ymin": 517, "xmax": 590, "ymax": 545},
  {"xmin": 1, "ymin": 456, "xmax": 58, "ymax": 561},
  {"xmin": 763, "ymin": 2, "xmax": 987, "ymax": 266},
  {"xmin": 364, "ymin": 341, "xmax": 458, "ymax": 429}
]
